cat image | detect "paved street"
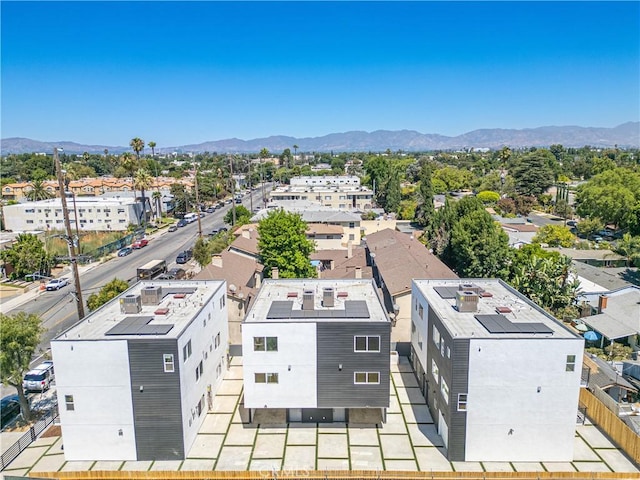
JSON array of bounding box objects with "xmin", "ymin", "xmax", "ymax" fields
[{"xmin": 2, "ymin": 357, "xmax": 638, "ymax": 476}]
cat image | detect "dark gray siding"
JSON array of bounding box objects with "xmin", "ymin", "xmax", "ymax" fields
[
  {"xmin": 128, "ymin": 339, "xmax": 184, "ymax": 460},
  {"xmin": 317, "ymin": 322, "xmax": 390, "ymax": 408},
  {"xmin": 427, "ymin": 308, "xmax": 469, "ymax": 461}
]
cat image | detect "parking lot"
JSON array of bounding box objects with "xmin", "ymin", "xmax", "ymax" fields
[{"xmin": 2, "ymin": 356, "xmax": 638, "ymax": 476}]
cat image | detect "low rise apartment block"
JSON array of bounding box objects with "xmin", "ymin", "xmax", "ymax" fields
[
  {"xmin": 51, "ymin": 280, "xmax": 228, "ymax": 461},
  {"xmin": 242, "ymin": 279, "xmax": 390, "ymax": 423},
  {"xmin": 411, "ymin": 278, "xmax": 584, "ymax": 462}
]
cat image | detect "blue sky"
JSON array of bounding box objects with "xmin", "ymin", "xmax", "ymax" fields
[{"xmin": 2, "ymin": 1, "xmax": 639, "ymax": 147}]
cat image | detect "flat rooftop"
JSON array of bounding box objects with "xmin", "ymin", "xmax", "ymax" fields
[
  {"xmin": 53, "ymin": 280, "xmax": 225, "ymax": 341},
  {"xmin": 413, "ymin": 279, "xmax": 578, "ymax": 340},
  {"xmin": 245, "ymin": 279, "xmax": 389, "ymax": 323}
]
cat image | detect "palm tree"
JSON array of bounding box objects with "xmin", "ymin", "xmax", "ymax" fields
[
  {"xmin": 613, "ymin": 233, "xmax": 640, "ymax": 267},
  {"xmin": 148, "ymin": 141, "xmax": 156, "ymax": 157},
  {"xmin": 133, "ymin": 168, "xmax": 153, "ymax": 227},
  {"xmin": 130, "ymin": 137, "xmax": 145, "ymax": 162},
  {"xmin": 293, "ymin": 144, "xmax": 298, "ymax": 166},
  {"xmin": 259, "ymin": 148, "xmax": 269, "ymax": 206},
  {"xmin": 152, "ymin": 190, "xmax": 163, "ymax": 221},
  {"xmin": 26, "ymin": 180, "xmax": 54, "ymax": 201}
]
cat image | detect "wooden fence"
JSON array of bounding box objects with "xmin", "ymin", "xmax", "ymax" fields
[
  {"xmin": 26, "ymin": 472, "xmax": 640, "ymax": 480},
  {"xmin": 580, "ymin": 388, "xmax": 640, "ymax": 464}
]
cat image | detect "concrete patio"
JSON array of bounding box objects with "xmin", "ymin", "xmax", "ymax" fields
[{"xmin": 2, "ymin": 356, "xmax": 638, "ymax": 477}]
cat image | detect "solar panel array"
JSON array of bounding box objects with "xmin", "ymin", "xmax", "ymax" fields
[
  {"xmin": 475, "ymin": 314, "xmax": 554, "ymax": 335},
  {"xmin": 434, "ymin": 286, "xmax": 460, "ymax": 299},
  {"xmin": 266, "ymin": 300, "xmax": 370, "ymax": 320},
  {"xmin": 105, "ymin": 316, "xmax": 174, "ymax": 336}
]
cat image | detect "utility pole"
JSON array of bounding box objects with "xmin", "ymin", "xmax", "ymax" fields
[
  {"xmin": 249, "ymin": 158, "xmax": 253, "ymax": 212},
  {"xmin": 260, "ymin": 155, "xmax": 266, "ymax": 207},
  {"xmin": 230, "ymin": 156, "xmax": 236, "ymax": 226},
  {"xmin": 194, "ymin": 164, "xmax": 203, "ymax": 238},
  {"xmin": 54, "ymin": 148, "xmax": 85, "ymax": 320}
]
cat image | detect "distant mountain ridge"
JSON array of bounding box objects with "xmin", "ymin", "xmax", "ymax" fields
[{"xmin": 2, "ymin": 122, "xmax": 638, "ymax": 154}]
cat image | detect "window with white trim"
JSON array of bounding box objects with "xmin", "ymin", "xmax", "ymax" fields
[
  {"xmin": 354, "ymin": 335, "xmax": 380, "ymax": 352},
  {"xmin": 195, "ymin": 360, "xmax": 203, "ymax": 381},
  {"xmin": 214, "ymin": 332, "xmax": 221, "ymax": 349},
  {"xmin": 163, "ymin": 354, "xmax": 175, "ymax": 373},
  {"xmin": 441, "ymin": 378, "xmax": 449, "ymax": 404},
  {"xmin": 457, "ymin": 393, "xmax": 468, "ymax": 411},
  {"xmin": 254, "ymin": 336, "xmax": 278, "ymax": 351},
  {"xmin": 254, "ymin": 372, "xmax": 279, "ymax": 384},
  {"xmin": 419, "ymin": 304, "xmax": 424, "ymax": 319},
  {"xmin": 432, "ymin": 325, "xmax": 441, "ymax": 347},
  {"xmin": 354, "ymin": 372, "xmax": 380, "ymax": 384},
  {"xmin": 431, "ymin": 358, "xmax": 439, "ymax": 384},
  {"xmin": 65, "ymin": 395, "xmax": 75, "ymax": 411},
  {"xmin": 566, "ymin": 354, "xmax": 576, "ymax": 372},
  {"xmin": 183, "ymin": 340, "xmax": 192, "ymax": 362}
]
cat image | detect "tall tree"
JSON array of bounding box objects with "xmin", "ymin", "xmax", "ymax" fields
[
  {"xmin": 258, "ymin": 210, "xmax": 316, "ymax": 278},
  {"xmin": 148, "ymin": 141, "xmax": 157, "ymax": 157},
  {"xmin": 511, "ymin": 150, "xmax": 555, "ymax": 197},
  {"xmin": 293, "ymin": 144, "xmax": 299, "ymax": 165},
  {"xmin": 414, "ymin": 163, "xmax": 435, "ymax": 228},
  {"xmin": 613, "ymin": 233, "xmax": 640, "ymax": 267},
  {"xmin": 130, "ymin": 137, "xmax": 145, "ymax": 162},
  {"xmin": 193, "ymin": 236, "xmax": 211, "ymax": 268},
  {"xmin": 134, "ymin": 168, "xmax": 153, "ymax": 227},
  {"xmin": 0, "ymin": 312, "xmax": 45, "ymax": 422},
  {"xmin": 0, "ymin": 233, "xmax": 52, "ymax": 279}
]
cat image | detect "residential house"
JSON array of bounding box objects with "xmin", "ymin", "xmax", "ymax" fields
[
  {"xmin": 364, "ymin": 228, "xmax": 458, "ymax": 350},
  {"xmin": 51, "ymin": 280, "xmax": 229, "ymax": 461},
  {"xmin": 411, "ymin": 278, "xmax": 584, "ymax": 462},
  {"xmin": 242, "ymin": 279, "xmax": 390, "ymax": 424}
]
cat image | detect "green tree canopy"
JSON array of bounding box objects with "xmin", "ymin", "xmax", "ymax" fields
[
  {"xmin": 413, "ymin": 163, "xmax": 435, "ymax": 228},
  {"xmin": 258, "ymin": 210, "xmax": 316, "ymax": 278},
  {"xmin": 476, "ymin": 190, "xmax": 500, "ymax": 204},
  {"xmin": 0, "ymin": 233, "xmax": 52, "ymax": 279},
  {"xmin": 193, "ymin": 236, "xmax": 212, "ymax": 268},
  {"xmin": 533, "ymin": 224, "xmax": 575, "ymax": 248},
  {"xmin": 87, "ymin": 278, "xmax": 129, "ymax": 311},
  {"xmin": 511, "ymin": 150, "xmax": 555, "ymax": 197},
  {"xmin": 0, "ymin": 312, "xmax": 45, "ymax": 421},
  {"xmin": 224, "ymin": 205, "xmax": 251, "ymax": 226}
]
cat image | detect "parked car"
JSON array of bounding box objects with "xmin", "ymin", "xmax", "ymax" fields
[
  {"xmin": 566, "ymin": 220, "xmax": 577, "ymax": 227},
  {"xmin": 176, "ymin": 249, "xmax": 193, "ymax": 264},
  {"xmin": 1, "ymin": 394, "xmax": 21, "ymax": 428},
  {"xmin": 177, "ymin": 219, "xmax": 188, "ymax": 228},
  {"xmin": 205, "ymin": 207, "xmax": 215, "ymax": 213},
  {"xmin": 23, "ymin": 361, "xmax": 55, "ymax": 392},
  {"xmin": 131, "ymin": 238, "xmax": 149, "ymax": 249},
  {"xmin": 168, "ymin": 224, "xmax": 178, "ymax": 232},
  {"xmin": 159, "ymin": 267, "xmax": 187, "ymax": 280},
  {"xmin": 208, "ymin": 229, "xmax": 219, "ymax": 236},
  {"xmin": 218, "ymin": 227, "xmax": 228, "ymax": 233},
  {"xmin": 46, "ymin": 278, "xmax": 69, "ymax": 291},
  {"xmin": 118, "ymin": 247, "xmax": 133, "ymax": 257}
]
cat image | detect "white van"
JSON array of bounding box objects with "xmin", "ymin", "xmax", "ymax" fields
[
  {"xmin": 183, "ymin": 212, "xmax": 198, "ymax": 224},
  {"xmin": 23, "ymin": 361, "xmax": 55, "ymax": 392}
]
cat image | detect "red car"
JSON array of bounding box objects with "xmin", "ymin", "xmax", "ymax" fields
[{"xmin": 131, "ymin": 238, "xmax": 149, "ymax": 249}]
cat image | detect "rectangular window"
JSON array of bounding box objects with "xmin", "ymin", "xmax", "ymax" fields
[
  {"xmin": 183, "ymin": 340, "xmax": 192, "ymax": 362},
  {"xmin": 349, "ymin": 222, "xmax": 355, "ymax": 229},
  {"xmin": 457, "ymin": 393, "xmax": 468, "ymax": 411},
  {"xmin": 354, "ymin": 372, "xmax": 380, "ymax": 384},
  {"xmin": 267, "ymin": 373, "xmax": 279, "ymax": 384},
  {"xmin": 446, "ymin": 346, "xmax": 451, "ymax": 358},
  {"xmin": 440, "ymin": 340, "xmax": 446, "ymax": 358},
  {"xmin": 418, "ymin": 304, "xmax": 424, "ymax": 319},
  {"xmin": 65, "ymin": 395, "xmax": 75, "ymax": 411},
  {"xmin": 566, "ymin": 354, "xmax": 576, "ymax": 372},
  {"xmin": 354, "ymin": 335, "xmax": 380, "ymax": 352},
  {"xmin": 441, "ymin": 378, "xmax": 449, "ymax": 404},
  {"xmin": 163, "ymin": 354, "xmax": 175, "ymax": 373},
  {"xmin": 255, "ymin": 372, "xmax": 278, "ymax": 384},
  {"xmin": 431, "ymin": 358, "xmax": 439, "ymax": 384},
  {"xmin": 432, "ymin": 325, "xmax": 441, "ymax": 347},
  {"xmin": 411, "ymin": 321, "xmax": 416, "ymax": 334},
  {"xmin": 266, "ymin": 337, "xmax": 278, "ymax": 351},
  {"xmin": 195, "ymin": 360, "xmax": 203, "ymax": 381},
  {"xmin": 254, "ymin": 336, "xmax": 277, "ymax": 351},
  {"xmin": 214, "ymin": 332, "xmax": 221, "ymax": 349}
]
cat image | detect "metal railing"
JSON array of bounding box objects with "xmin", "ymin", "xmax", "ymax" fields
[{"xmin": 1, "ymin": 407, "xmax": 59, "ymax": 471}]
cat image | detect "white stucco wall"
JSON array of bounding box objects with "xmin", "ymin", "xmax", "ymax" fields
[
  {"xmin": 242, "ymin": 322, "xmax": 317, "ymax": 408},
  {"xmin": 410, "ymin": 286, "xmax": 429, "ymax": 372},
  {"xmin": 465, "ymin": 338, "xmax": 584, "ymax": 462},
  {"xmin": 51, "ymin": 340, "xmax": 136, "ymax": 461},
  {"xmin": 179, "ymin": 288, "xmax": 228, "ymax": 455}
]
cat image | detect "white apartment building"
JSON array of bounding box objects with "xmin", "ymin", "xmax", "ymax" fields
[
  {"xmin": 51, "ymin": 280, "xmax": 228, "ymax": 461},
  {"xmin": 411, "ymin": 279, "xmax": 584, "ymax": 462},
  {"xmin": 242, "ymin": 279, "xmax": 391, "ymax": 423},
  {"xmin": 3, "ymin": 197, "xmax": 142, "ymax": 232},
  {"xmin": 270, "ymin": 176, "xmax": 373, "ymax": 211}
]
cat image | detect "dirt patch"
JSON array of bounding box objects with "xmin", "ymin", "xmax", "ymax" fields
[{"xmin": 41, "ymin": 424, "xmax": 61, "ymax": 438}]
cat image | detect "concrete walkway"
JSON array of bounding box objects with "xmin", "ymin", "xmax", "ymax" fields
[{"xmin": 2, "ymin": 357, "xmax": 638, "ymax": 477}]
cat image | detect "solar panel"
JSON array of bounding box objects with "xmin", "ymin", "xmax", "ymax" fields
[
  {"xmin": 344, "ymin": 301, "xmax": 370, "ymax": 318},
  {"xmin": 475, "ymin": 314, "xmax": 553, "ymax": 335},
  {"xmin": 434, "ymin": 286, "xmax": 459, "ymax": 299},
  {"xmin": 105, "ymin": 316, "xmax": 174, "ymax": 336},
  {"xmin": 266, "ymin": 301, "xmax": 294, "ymax": 319}
]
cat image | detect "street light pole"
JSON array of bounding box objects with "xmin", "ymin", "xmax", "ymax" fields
[{"xmin": 54, "ymin": 148, "xmax": 85, "ymax": 320}]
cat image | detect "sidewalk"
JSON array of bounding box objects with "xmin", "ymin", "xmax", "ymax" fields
[{"xmin": 0, "ymin": 262, "xmax": 100, "ymax": 314}]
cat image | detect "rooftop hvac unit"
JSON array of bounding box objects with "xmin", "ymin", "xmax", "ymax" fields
[
  {"xmin": 302, "ymin": 290, "xmax": 315, "ymax": 310},
  {"xmin": 141, "ymin": 285, "xmax": 163, "ymax": 305},
  {"xmin": 323, "ymin": 287, "xmax": 335, "ymax": 307},
  {"xmin": 456, "ymin": 290, "xmax": 479, "ymax": 313},
  {"xmin": 120, "ymin": 294, "xmax": 142, "ymax": 314},
  {"xmin": 458, "ymin": 283, "xmax": 481, "ymax": 294}
]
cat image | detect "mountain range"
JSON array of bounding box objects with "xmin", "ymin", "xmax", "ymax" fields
[{"xmin": 2, "ymin": 122, "xmax": 638, "ymax": 155}]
